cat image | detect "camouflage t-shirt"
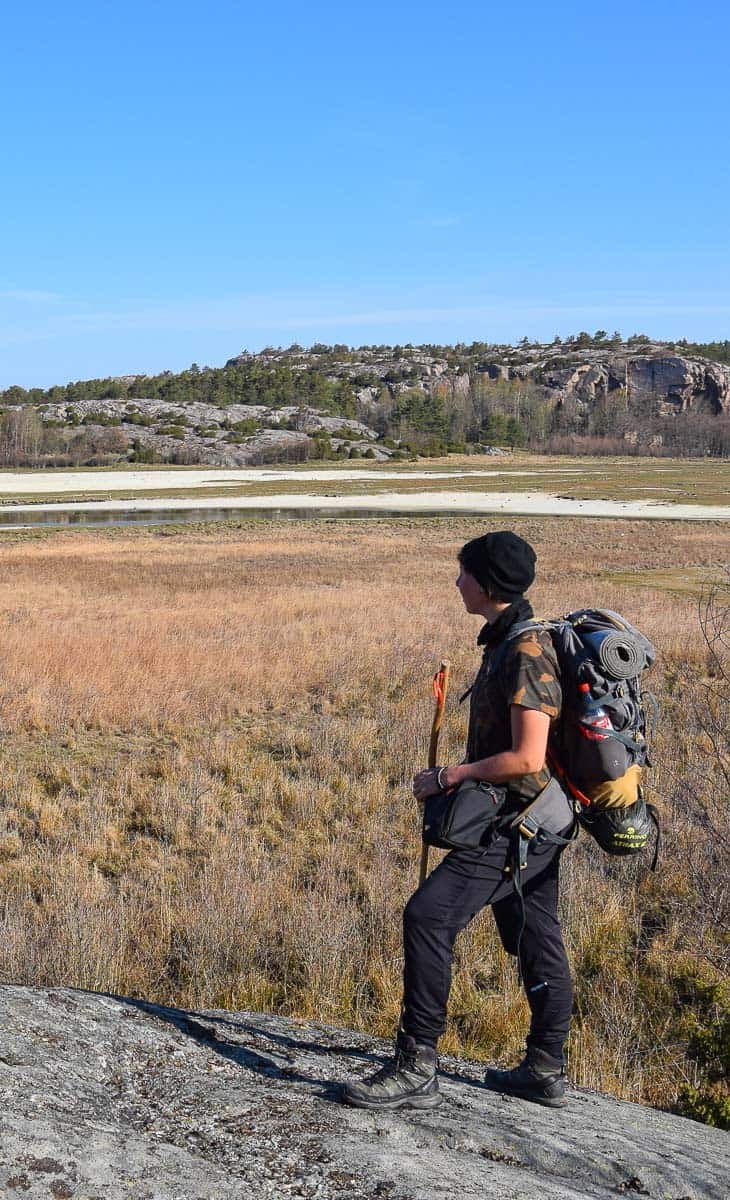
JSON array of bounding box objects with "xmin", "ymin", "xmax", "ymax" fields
[{"xmin": 465, "ymin": 627, "xmax": 562, "ymax": 804}]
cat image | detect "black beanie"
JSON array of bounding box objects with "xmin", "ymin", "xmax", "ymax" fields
[{"xmin": 458, "ymin": 531, "xmax": 537, "ymax": 601}]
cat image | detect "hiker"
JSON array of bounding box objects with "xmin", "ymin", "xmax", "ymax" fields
[{"xmin": 342, "ymin": 530, "xmax": 575, "ymax": 1110}]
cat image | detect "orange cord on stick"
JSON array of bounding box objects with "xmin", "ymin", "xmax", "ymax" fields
[{"xmin": 419, "ymin": 660, "xmax": 451, "ymax": 885}]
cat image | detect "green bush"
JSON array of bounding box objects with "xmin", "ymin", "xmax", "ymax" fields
[
  {"xmin": 677, "ymin": 981, "xmax": 730, "ymax": 1129},
  {"xmin": 225, "ymin": 418, "xmax": 259, "ymax": 435},
  {"xmin": 129, "ymin": 439, "xmax": 159, "ymax": 463},
  {"xmin": 81, "ymin": 411, "xmax": 122, "ymax": 427},
  {"xmin": 125, "ymin": 412, "xmax": 155, "ymax": 426},
  {"xmin": 158, "ymin": 410, "xmax": 188, "ymax": 425}
]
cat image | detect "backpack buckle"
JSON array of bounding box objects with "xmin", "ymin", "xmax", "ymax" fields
[{"xmin": 517, "ymin": 816, "xmax": 539, "ymax": 841}]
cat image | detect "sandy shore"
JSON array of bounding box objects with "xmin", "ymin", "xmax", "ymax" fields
[
  {"xmin": 1, "ymin": 490, "xmax": 729, "ymax": 520},
  {"xmin": 0, "ymin": 467, "xmax": 583, "ymax": 495},
  {"xmin": 0, "ymin": 466, "xmax": 727, "ymax": 522}
]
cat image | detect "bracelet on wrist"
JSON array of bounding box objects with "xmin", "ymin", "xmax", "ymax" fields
[{"xmin": 436, "ymin": 765, "xmax": 450, "ymax": 791}]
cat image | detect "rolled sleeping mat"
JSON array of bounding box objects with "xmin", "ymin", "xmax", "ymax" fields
[{"xmin": 582, "ymin": 630, "xmax": 646, "ymax": 679}]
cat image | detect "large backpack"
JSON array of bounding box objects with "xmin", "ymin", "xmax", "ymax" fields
[{"xmin": 504, "ymin": 609, "xmax": 660, "ymax": 860}]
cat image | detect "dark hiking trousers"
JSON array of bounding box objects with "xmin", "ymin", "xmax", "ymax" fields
[{"xmin": 401, "ymin": 831, "xmax": 572, "ymax": 1059}]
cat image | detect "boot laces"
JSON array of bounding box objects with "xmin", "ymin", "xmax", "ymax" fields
[{"xmin": 366, "ymin": 1047, "xmax": 413, "ymax": 1085}]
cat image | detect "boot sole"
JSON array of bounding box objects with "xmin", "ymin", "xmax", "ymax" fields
[
  {"xmin": 484, "ymin": 1080, "xmax": 567, "ymax": 1108},
  {"xmin": 341, "ymin": 1087, "xmax": 442, "ymax": 1111}
]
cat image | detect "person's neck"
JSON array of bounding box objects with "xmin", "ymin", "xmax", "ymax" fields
[
  {"xmin": 477, "ymin": 596, "xmax": 534, "ymax": 647},
  {"xmin": 480, "ymin": 596, "xmax": 509, "ymax": 623}
]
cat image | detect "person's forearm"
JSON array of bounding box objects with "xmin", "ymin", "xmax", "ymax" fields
[
  {"xmin": 447, "ymin": 750, "xmax": 543, "ymax": 788},
  {"xmin": 414, "ymin": 707, "xmax": 550, "ymax": 800}
]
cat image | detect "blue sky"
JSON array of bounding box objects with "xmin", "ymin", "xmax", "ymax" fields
[{"xmin": 2, "ymin": 1, "xmax": 729, "ymax": 387}]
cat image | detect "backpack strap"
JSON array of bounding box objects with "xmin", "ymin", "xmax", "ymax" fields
[
  {"xmin": 642, "ymin": 690, "xmax": 660, "ymax": 761},
  {"xmin": 595, "ymin": 726, "xmax": 648, "ymax": 751},
  {"xmin": 488, "ymin": 619, "xmax": 554, "ymax": 675},
  {"xmin": 508, "ymin": 821, "xmax": 576, "ymax": 984},
  {"xmin": 645, "ymin": 798, "xmax": 661, "ymax": 870},
  {"xmin": 459, "ymin": 620, "xmax": 552, "ymax": 703},
  {"xmin": 503, "ymin": 618, "xmax": 554, "ymax": 644}
]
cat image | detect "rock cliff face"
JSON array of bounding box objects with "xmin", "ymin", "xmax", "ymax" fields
[
  {"xmin": 1, "ymin": 986, "xmax": 728, "ymax": 1200},
  {"xmin": 540, "ymin": 354, "xmax": 730, "ymax": 414},
  {"xmin": 624, "ymin": 356, "xmax": 730, "ymax": 414}
]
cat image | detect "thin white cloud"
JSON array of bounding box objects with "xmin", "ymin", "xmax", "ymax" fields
[
  {"xmin": 0, "ymin": 289, "xmax": 65, "ymax": 305},
  {"xmin": 2, "ymin": 292, "xmax": 730, "ymax": 353}
]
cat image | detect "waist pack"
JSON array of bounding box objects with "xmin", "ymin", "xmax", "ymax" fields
[
  {"xmin": 501, "ymin": 608, "xmax": 660, "ymax": 861},
  {"xmin": 422, "ymin": 779, "xmax": 507, "ymax": 851},
  {"xmin": 510, "ymin": 774, "xmax": 577, "ymax": 854}
]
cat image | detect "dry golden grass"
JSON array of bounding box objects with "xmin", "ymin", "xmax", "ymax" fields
[{"xmin": 0, "ymin": 516, "xmax": 728, "ymax": 1115}]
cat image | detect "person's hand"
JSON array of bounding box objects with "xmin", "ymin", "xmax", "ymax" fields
[{"xmin": 412, "ymin": 767, "xmax": 451, "ymax": 802}]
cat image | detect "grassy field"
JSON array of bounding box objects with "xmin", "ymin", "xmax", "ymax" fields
[
  {"xmin": 0, "ymin": 516, "xmax": 728, "ymax": 1122},
  {"xmin": 0, "ymin": 453, "xmax": 729, "ymax": 507}
]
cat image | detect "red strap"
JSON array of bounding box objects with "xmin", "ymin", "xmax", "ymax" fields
[{"xmin": 547, "ymin": 748, "xmax": 591, "ymax": 808}]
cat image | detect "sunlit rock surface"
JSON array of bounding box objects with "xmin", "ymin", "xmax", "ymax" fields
[{"xmin": 0, "ymin": 986, "xmax": 727, "ymax": 1199}]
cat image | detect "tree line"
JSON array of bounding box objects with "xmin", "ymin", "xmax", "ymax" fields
[
  {"xmin": 0, "ymin": 408, "xmax": 130, "ymax": 468},
  {"xmin": 1, "ymin": 336, "xmax": 729, "ymax": 464}
]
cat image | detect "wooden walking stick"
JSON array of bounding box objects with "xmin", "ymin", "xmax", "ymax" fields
[{"xmin": 419, "ymin": 659, "xmax": 451, "ymax": 885}]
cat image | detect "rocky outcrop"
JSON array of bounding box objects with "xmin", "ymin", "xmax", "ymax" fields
[
  {"xmin": 13, "ymin": 399, "xmax": 392, "ymax": 467},
  {"xmin": 625, "ymin": 356, "xmax": 730, "ymax": 414},
  {"xmin": 226, "ymin": 345, "xmax": 730, "ymax": 417},
  {"xmin": 541, "ymin": 363, "xmax": 618, "ymax": 403},
  {"xmin": 494, "ymin": 354, "xmax": 730, "ymax": 414},
  {"xmin": 0, "ymin": 986, "xmax": 727, "ymax": 1200},
  {"xmin": 481, "ymin": 363, "xmax": 510, "ymax": 382}
]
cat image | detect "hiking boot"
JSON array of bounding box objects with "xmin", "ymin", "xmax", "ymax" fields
[
  {"xmin": 341, "ymin": 1033, "xmax": 441, "ymax": 1111},
  {"xmin": 484, "ymin": 1046, "xmax": 567, "ymax": 1108}
]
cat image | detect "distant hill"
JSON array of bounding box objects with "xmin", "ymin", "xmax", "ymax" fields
[{"xmin": 1, "ymin": 335, "xmax": 729, "ymax": 467}]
